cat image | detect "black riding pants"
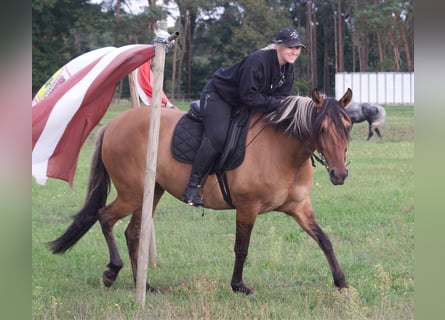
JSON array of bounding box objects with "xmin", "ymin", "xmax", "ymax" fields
[{"xmin": 199, "ymin": 80, "xmax": 233, "ymax": 154}]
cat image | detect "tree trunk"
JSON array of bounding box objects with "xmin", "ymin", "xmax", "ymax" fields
[
  {"xmin": 376, "ymin": 32, "xmax": 384, "ymax": 71},
  {"xmin": 171, "ymin": 39, "xmax": 178, "ymax": 100},
  {"xmin": 306, "ymin": 1, "xmax": 311, "ymax": 83},
  {"xmin": 398, "ymin": 15, "xmax": 413, "ymax": 71},
  {"xmin": 388, "ymin": 27, "xmax": 400, "ymax": 71},
  {"xmin": 337, "ymin": 0, "xmax": 344, "ymax": 72},
  {"xmin": 306, "ymin": 1, "xmax": 317, "ymax": 88},
  {"xmin": 312, "ymin": 2, "xmax": 317, "ymax": 88},
  {"xmin": 178, "ymin": 10, "xmax": 189, "ymax": 100},
  {"xmin": 351, "ymin": 24, "xmax": 356, "ymax": 72},
  {"xmin": 187, "ymin": 16, "xmax": 193, "ymax": 99},
  {"xmin": 148, "ymin": 0, "xmax": 157, "ymax": 32},
  {"xmin": 323, "ymin": 21, "xmax": 329, "ymax": 93},
  {"xmin": 332, "ymin": 2, "xmax": 338, "ymax": 73},
  {"xmin": 359, "ymin": 33, "xmax": 369, "ymax": 72}
]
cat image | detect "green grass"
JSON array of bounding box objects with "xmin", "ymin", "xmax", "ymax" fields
[{"xmin": 32, "ymin": 103, "xmax": 414, "ymax": 319}]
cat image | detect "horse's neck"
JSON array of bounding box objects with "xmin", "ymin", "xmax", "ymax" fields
[{"xmin": 251, "ymin": 116, "xmax": 313, "ymax": 168}]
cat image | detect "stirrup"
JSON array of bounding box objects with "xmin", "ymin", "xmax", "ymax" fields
[
  {"xmin": 182, "ymin": 196, "xmax": 203, "ymax": 207},
  {"xmin": 186, "ymin": 198, "xmax": 203, "ymax": 207},
  {"xmin": 181, "ymin": 186, "xmax": 204, "ymax": 207}
]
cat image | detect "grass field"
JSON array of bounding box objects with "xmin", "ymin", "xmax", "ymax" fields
[{"xmin": 32, "ymin": 102, "xmax": 414, "ymax": 319}]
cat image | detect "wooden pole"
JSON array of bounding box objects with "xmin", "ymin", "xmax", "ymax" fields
[
  {"xmin": 128, "ymin": 71, "xmax": 140, "ymax": 108},
  {"xmin": 130, "ymin": 66, "xmax": 155, "ymax": 266},
  {"xmin": 135, "ymin": 31, "xmax": 179, "ymax": 308}
]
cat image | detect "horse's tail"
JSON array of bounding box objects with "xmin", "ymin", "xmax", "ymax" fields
[
  {"xmin": 372, "ymin": 105, "xmax": 387, "ymax": 127},
  {"xmin": 48, "ymin": 126, "xmax": 110, "ymax": 254}
]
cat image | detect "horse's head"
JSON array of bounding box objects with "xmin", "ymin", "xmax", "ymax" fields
[
  {"xmin": 311, "ymin": 88, "xmax": 353, "ymax": 185},
  {"xmin": 265, "ymin": 89, "xmax": 353, "ymax": 185}
]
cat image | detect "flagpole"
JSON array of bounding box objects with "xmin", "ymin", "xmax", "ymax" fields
[{"xmin": 135, "ymin": 27, "xmax": 179, "ymax": 308}]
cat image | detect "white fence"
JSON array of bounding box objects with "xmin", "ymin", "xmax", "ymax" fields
[{"xmin": 335, "ymin": 72, "xmax": 414, "ymax": 105}]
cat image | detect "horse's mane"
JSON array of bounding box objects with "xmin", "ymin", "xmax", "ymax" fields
[
  {"xmin": 264, "ymin": 95, "xmax": 350, "ymax": 144},
  {"xmin": 264, "ymin": 96, "xmax": 316, "ymax": 140}
]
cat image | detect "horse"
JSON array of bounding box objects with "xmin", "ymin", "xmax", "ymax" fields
[
  {"xmin": 345, "ymin": 102, "xmax": 386, "ymax": 140},
  {"xmin": 48, "ymin": 88, "xmax": 353, "ymax": 295}
]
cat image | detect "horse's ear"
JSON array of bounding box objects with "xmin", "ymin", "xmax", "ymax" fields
[
  {"xmin": 311, "ymin": 88, "xmax": 324, "ymax": 109},
  {"xmin": 339, "ymin": 88, "xmax": 353, "ymax": 107}
]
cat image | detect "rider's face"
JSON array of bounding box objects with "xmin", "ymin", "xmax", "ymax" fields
[{"xmin": 276, "ymin": 45, "xmax": 302, "ymax": 66}]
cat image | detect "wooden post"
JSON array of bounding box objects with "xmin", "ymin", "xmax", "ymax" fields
[
  {"xmin": 135, "ymin": 30, "xmax": 179, "ymax": 308},
  {"xmin": 128, "ymin": 71, "xmax": 140, "ymax": 108},
  {"xmin": 129, "ymin": 59, "xmax": 157, "ymax": 272}
]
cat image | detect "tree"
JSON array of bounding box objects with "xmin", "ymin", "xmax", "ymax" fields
[
  {"xmin": 306, "ymin": 1, "xmax": 317, "ymax": 88},
  {"xmin": 170, "ymin": 0, "xmax": 207, "ymax": 99},
  {"xmin": 336, "ymin": 0, "xmax": 345, "ymax": 72},
  {"xmin": 32, "ymin": 0, "xmax": 115, "ymax": 94},
  {"xmin": 33, "ymin": 0, "xmax": 414, "ymax": 99}
]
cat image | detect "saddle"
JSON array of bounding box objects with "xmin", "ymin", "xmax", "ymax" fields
[{"xmin": 171, "ymin": 101, "xmax": 253, "ymax": 207}]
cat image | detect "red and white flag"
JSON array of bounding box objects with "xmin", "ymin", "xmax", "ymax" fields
[
  {"xmin": 135, "ymin": 59, "xmax": 172, "ymax": 107},
  {"xmin": 32, "ymin": 44, "xmax": 158, "ymax": 187}
]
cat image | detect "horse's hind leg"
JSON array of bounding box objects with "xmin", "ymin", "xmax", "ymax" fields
[
  {"xmin": 98, "ymin": 201, "xmax": 132, "ymax": 288},
  {"xmin": 290, "ymin": 204, "xmax": 347, "ymax": 289},
  {"xmin": 125, "ymin": 184, "xmax": 165, "ymax": 292},
  {"xmin": 374, "ymin": 127, "xmax": 382, "ymax": 138}
]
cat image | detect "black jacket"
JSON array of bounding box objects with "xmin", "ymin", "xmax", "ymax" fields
[{"xmin": 212, "ymin": 48, "xmax": 295, "ymax": 112}]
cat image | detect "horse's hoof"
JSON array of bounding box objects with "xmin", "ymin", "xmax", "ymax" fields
[
  {"xmin": 103, "ymin": 269, "xmax": 118, "ymax": 288},
  {"xmin": 334, "ymin": 278, "xmax": 348, "ymax": 289},
  {"xmin": 337, "ymin": 283, "xmax": 349, "ymax": 291},
  {"xmin": 146, "ymin": 283, "xmax": 159, "ymax": 293},
  {"xmin": 231, "ymin": 282, "xmax": 254, "ymax": 295}
]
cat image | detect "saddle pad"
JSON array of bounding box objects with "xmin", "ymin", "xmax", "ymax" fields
[
  {"xmin": 171, "ymin": 112, "xmax": 250, "ymax": 173},
  {"xmin": 171, "ymin": 114, "xmax": 203, "ymax": 164}
]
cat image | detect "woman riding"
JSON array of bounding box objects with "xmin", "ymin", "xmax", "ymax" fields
[{"xmin": 182, "ymin": 27, "xmax": 306, "ymax": 206}]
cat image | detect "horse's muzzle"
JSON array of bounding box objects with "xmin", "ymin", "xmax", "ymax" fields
[{"xmin": 329, "ymin": 168, "xmax": 348, "ymax": 185}]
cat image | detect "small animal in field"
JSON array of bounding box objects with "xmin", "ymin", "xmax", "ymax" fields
[{"xmin": 345, "ymin": 102, "xmax": 386, "ymax": 140}]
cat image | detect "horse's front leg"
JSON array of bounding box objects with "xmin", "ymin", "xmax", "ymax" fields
[
  {"xmin": 125, "ymin": 209, "xmax": 157, "ymax": 293},
  {"xmin": 291, "ymin": 201, "xmax": 347, "ymax": 289},
  {"xmin": 125, "ymin": 185, "xmax": 164, "ymax": 292},
  {"xmin": 367, "ymin": 124, "xmax": 374, "ymax": 140},
  {"xmin": 231, "ymin": 210, "xmax": 257, "ymax": 295},
  {"xmin": 312, "ymin": 223, "xmax": 347, "ymax": 288}
]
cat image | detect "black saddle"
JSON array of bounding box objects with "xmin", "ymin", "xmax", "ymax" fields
[{"xmin": 171, "ymin": 101, "xmax": 253, "ymax": 207}]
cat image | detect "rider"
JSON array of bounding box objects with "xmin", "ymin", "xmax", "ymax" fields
[{"xmin": 182, "ymin": 27, "xmax": 306, "ymax": 206}]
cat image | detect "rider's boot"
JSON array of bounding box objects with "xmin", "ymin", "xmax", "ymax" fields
[{"xmin": 182, "ymin": 137, "xmax": 218, "ymax": 206}]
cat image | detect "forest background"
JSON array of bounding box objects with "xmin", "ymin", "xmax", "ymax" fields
[{"xmin": 32, "ymin": 0, "xmax": 414, "ymax": 101}]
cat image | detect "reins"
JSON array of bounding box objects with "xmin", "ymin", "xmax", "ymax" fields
[
  {"xmin": 246, "ymin": 119, "xmax": 331, "ymax": 170},
  {"xmin": 293, "ymin": 138, "xmax": 327, "ymax": 168},
  {"xmin": 247, "ymin": 115, "xmax": 331, "ymax": 169},
  {"xmin": 245, "ymin": 118, "xmax": 268, "ymax": 148}
]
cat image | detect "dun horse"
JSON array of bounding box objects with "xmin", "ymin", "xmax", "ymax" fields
[
  {"xmin": 346, "ymin": 101, "xmax": 386, "ymax": 140},
  {"xmin": 49, "ymin": 88, "xmax": 353, "ymax": 295}
]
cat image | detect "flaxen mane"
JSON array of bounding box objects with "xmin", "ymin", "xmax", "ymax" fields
[
  {"xmin": 265, "ymin": 96, "xmax": 316, "ymax": 140},
  {"xmin": 265, "ymin": 95, "xmax": 350, "ymax": 145}
]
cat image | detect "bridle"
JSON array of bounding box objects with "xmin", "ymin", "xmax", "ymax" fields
[
  {"xmin": 248, "ymin": 112, "xmax": 351, "ymax": 171},
  {"xmin": 297, "ymin": 139, "xmax": 350, "ymax": 171}
]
